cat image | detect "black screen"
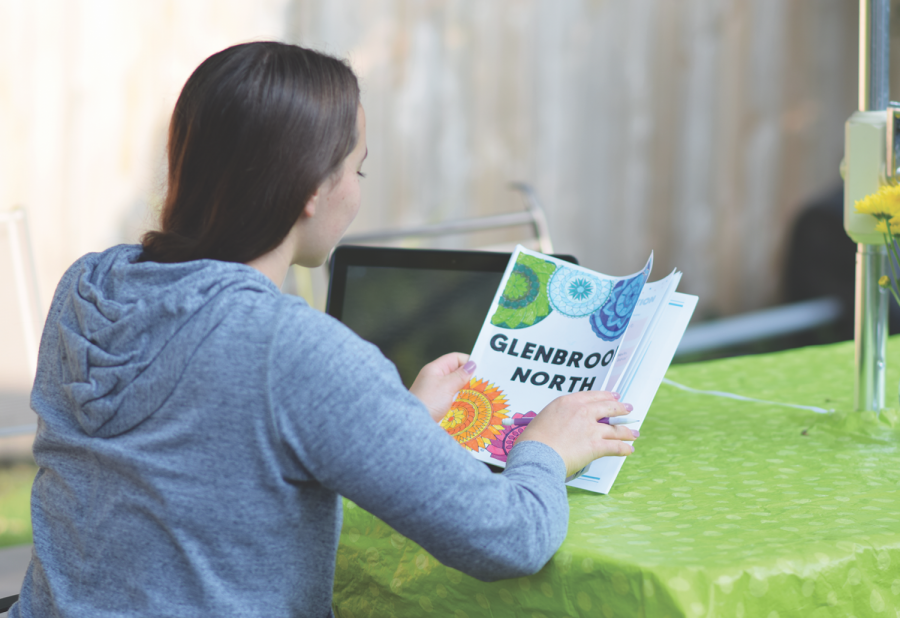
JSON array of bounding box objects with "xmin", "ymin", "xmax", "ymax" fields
[
  {"xmin": 340, "ymin": 266, "xmax": 502, "ymax": 387},
  {"xmin": 327, "ymin": 246, "xmax": 576, "ymax": 388}
]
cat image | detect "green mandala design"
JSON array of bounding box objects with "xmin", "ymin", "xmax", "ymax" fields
[
  {"xmin": 499, "ymin": 265, "xmax": 539, "ymax": 309},
  {"xmin": 491, "ymin": 253, "xmax": 557, "ymax": 329}
]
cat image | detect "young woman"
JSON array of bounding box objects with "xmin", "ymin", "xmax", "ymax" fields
[{"xmin": 11, "ymin": 42, "xmax": 637, "ymax": 617}]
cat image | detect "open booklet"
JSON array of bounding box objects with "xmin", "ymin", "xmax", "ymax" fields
[{"xmin": 439, "ymin": 245, "xmax": 697, "ymax": 494}]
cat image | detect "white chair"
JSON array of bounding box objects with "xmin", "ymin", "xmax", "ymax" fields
[
  {"xmin": 0, "ymin": 206, "xmax": 41, "ymax": 614},
  {"xmin": 1, "ymin": 206, "xmax": 42, "ymax": 378}
]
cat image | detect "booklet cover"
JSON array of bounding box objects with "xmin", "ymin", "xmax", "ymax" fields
[{"xmin": 439, "ymin": 245, "xmax": 696, "ymax": 494}]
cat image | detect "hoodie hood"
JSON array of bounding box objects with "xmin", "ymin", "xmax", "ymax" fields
[{"xmin": 49, "ymin": 244, "xmax": 279, "ymax": 438}]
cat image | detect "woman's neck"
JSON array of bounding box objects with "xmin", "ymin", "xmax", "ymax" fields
[{"xmin": 245, "ymin": 227, "xmax": 299, "ymax": 287}]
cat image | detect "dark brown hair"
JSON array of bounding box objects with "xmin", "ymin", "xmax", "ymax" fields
[{"xmin": 140, "ymin": 42, "xmax": 360, "ymax": 264}]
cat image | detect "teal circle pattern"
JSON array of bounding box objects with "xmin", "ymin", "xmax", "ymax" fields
[{"xmin": 548, "ymin": 268, "xmax": 611, "ymax": 318}]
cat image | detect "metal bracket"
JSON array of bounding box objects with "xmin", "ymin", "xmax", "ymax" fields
[
  {"xmin": 339, "ymin": 183, "xmax": 554, "ymax": 253},
  {"xmin": 885, "ymin": 102, "xmax": 900, "ymax": 184}
]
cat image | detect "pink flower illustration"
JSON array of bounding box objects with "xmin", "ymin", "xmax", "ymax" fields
[{"xmin": 486, "ymin": 411, "xmax": 538, "ymax": 463}]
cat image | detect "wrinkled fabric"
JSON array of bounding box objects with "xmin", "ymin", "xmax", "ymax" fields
[
  {"xmin": 12, "ymin": 244, "xmax": 568, "ymax": 618},
  {"xmin": 335, "ymin": 340, "xmax": 900, "ymax": 617}
]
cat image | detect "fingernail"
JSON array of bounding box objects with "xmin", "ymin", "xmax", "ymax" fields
[
  {"xmin": 631, "ymin": 444, "xmax": 636, "ymax": 453},
  {"xmin": 611, "ymin": 392, "xmax": 621, "ymax": 399},
  {"xmin": 463, "ymin": 361, "xmax": 476, "ymax": 374},
  {"xmin": 631, "ymin": 429, "xmax": 640, "ymax": 438},
  {"xmin": 623, "ymin": 403, "xmax": 633, "ymax": 412}
]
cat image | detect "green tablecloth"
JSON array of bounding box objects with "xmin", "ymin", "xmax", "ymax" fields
[{"xmin": 333, "ymin": 339, "xmax": 900, "ymax": 617}]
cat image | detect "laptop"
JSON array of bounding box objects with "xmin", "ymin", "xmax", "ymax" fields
[{"xmin": 326, "ymin": 245, "xmax": 577, "ymax": 387}]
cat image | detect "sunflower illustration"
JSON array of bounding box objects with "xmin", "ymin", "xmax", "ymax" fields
[{"xmin": 441, "ymin": 378, "xmax": 509, "ymax": 452}]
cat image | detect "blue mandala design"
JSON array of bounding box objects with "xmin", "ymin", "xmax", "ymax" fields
[
  {"xmin": 589, "ymin": 271, "xmax": 646, "ymax": 341},
  {"xmin": 548, "ymin": 268, "xmax": 611, "ymax": 318}
]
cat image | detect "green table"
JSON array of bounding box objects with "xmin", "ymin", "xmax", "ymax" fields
[{"xmin": 333, "ymin": 339, "xmax": 900, "ymax": 617}]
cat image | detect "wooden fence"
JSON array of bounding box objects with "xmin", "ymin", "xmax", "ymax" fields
[{"xmin": 0, "ymin": 0, "xmax": 883, "ymax": 385}]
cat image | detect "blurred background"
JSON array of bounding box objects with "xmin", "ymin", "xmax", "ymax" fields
[{"xmin": 4, "ymin": 0, "xmax": 900, "ymax": 419}]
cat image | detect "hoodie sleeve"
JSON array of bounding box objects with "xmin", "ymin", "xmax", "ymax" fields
[{"xmin": 267, "ymin": 303, "xmax": 569, "ymax": 581}]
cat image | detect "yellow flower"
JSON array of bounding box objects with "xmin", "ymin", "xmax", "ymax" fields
[
  {"xmin": 874, "ymin": 217, "xmax": 900, "ymax": 234},
  {"xmin": 880, "ymin": 275, "xmax": 891, "ymax": 287},
  {"xmin": 855, "ymin": 184, "xmax": 900, "ymax": 218}
]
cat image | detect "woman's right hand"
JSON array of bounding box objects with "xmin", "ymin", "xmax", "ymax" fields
[{"xmin": 515, "ymin": 391, "xmax": 637, "ymax": 478}]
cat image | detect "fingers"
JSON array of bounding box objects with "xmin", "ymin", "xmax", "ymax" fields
[
  {"xmin": 428, "ymin": 353, "xmax": 474, "ymax": 395},
  {"xmin": 566, "ymin": 390, "xmax": 620, "ymax": 404},
  {"xmin": 448, "ymin": 357, "xmax": 476, "ymax": 390},
  {"xmin": 598, "ymin": 423, "xmax": 639, "ymax": 442},
  {"xmin": 597, "ymin": 400, "xmax": 632, "ymax": 420},
  {"xmin": 423, "ymin": 352, "xmax": 470, "ymax": 377},
  {"xmin": 410, "ymin": 353, "xmax": 475, "ymax": 424},
  {"xmin": 561, "ymin": 391, "xmax": 631, "ymax": 417},
  {"xmin": 590, "ymin": 424, "xmax": 637, "ymax": 459},
  {"xmin": 520, "ymin": 390, "xmax": 639, "ymax": 475},
  {"xmin": 594, "ymin": 438, "xmax": 635, "ymax": 458},
  {"xmin": 536, "ymin": 392, "xmax": 633, "ymax": 427},
  {"xmin": 566, "ymin": 395, "xmax": 631, "ymax": 421}
]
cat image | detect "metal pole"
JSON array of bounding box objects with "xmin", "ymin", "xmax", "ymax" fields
[
  {"xmin": 855, "ymin": 0, "xmax": 890, "ymax": 412},
  {"xmin": 860, "ymin": 0, "xmax": 890, "ymax": 111},
  {"xmin": 856, "ymin": 246, "xmax": 888, "ymax": 410}
]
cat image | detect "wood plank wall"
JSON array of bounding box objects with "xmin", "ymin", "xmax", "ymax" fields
[
  {"xmin": 0, "ymin": 0, "xmax": 879, "ymax": 386},
  {"xmin": 290, "ymin": 0, "xmax": 861, "ymax": 318}
]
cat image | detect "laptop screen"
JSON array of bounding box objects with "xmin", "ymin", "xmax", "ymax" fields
[{"xmin": 327, "ymin": 246, "xmax": 577, "ymax": 387}]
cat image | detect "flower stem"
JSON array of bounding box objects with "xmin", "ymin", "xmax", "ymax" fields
[
  {"xmin": 885, "ymin": 230, "xmax": 900, "ymax": 280},
  {"xmin": 890, "ymin": 234, "xmax": 900, "ymax": 304},
  {"xmin": 882, "ymin": 231, "xmax": 900, "ymax": 305},
  {"xmin": 883, "ymin": 231, "xmax": 900, "ymax": 278},
  {"xmin": 887, "ymin": 282, "xmax": 900, "ymax": 308}
]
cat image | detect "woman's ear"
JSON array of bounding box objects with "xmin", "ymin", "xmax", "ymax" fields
[{"xmin": 302, "ymin": 189, "xmax": 320, "ymax": 219}]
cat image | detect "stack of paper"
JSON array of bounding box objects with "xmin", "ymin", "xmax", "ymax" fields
[{"xmin": 440, "ymin": 245, "xmax": 697, "ymax": 494}]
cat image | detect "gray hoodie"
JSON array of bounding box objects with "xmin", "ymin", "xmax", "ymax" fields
[{"xmin": 12, "ymin": 244, "xmax": 568, "ymax": 617}]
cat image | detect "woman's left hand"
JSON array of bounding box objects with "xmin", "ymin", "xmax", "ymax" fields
[{"xmin": 409, "ymin": 353, "xmax": 476, "ymax": 422}]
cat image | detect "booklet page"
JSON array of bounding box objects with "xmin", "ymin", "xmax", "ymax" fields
[
  {"xmin": 567, "ymin": 292, "xmax": 697, "ymax": 493},
  {"xmin": 605, "ymin": 270, "xmax": 682, "ymax": 393},
  {"xmin": 440, "ymin": 246, "xmax": 652, "ymax": 469}
]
